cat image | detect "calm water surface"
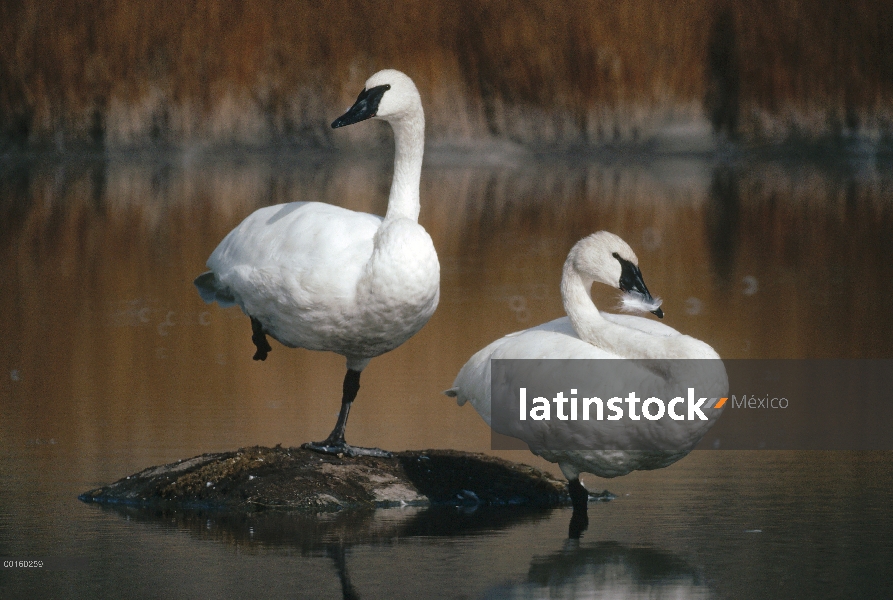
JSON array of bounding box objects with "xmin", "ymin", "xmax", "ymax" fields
[{"xmin": 1, "ymin": 153, "xmax": 892, "ymax": 598}]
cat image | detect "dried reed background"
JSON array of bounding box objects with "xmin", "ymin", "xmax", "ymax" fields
[{"xmin": 1, "ymin": 0, "xmax": 892, "ymax": 151}]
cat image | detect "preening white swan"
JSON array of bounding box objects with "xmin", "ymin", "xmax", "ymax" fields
[
  {"xmin": 445, "ymin": 231, "xmax": 727, "ymax": 523},
  {"xmin": 195, "ymin": 70, "xmax": 439, "ymax": 457}
]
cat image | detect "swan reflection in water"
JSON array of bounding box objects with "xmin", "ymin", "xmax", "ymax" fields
[
  {"xmin": 484, "ymin": 538, "xmax": 712, "ymax": 600},
  {"xmin": 90, "ymin": 502, "xmax": 711, "ymax": 599},
  {"xmin": 90, "ymin": 502, "xmax": 550, "ymax": 598}
]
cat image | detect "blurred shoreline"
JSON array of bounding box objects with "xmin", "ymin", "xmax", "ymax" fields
[
  {"xmin": 1, "ymin": 137, "xmax": 888, "ymax": 172},
  {"xmin": 2, "ymin": 1, "xmax": 892, "ymax": 154}
]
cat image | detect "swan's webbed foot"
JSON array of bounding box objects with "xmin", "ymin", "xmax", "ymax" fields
[
  {"xmin": 568, "ymin": 477, "xmax": 590, "ymax": 539},
  {"xmin": 250, "ymin": 317, "xmax": 272, "ymax": 361},
  {"xmin": 302, "ymin": 370, "xmax": 392, "ymax": 457},
  {"xmin": 302, "ymin": 441, "xmax": 393, "ymax": 458}
]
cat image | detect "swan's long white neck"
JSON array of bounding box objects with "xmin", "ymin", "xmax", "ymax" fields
[
  {"xmin": 385, "ymin": 110, "xmax": 425, "ymax": 222},
  {"xmin": 561, "ymin": 260, "xmax": 670, "ymax": 359}
]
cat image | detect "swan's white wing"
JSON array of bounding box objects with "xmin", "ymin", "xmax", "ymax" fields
[
  {"xmin": 208, "ymin": 202, "xmax": 381, "ymax": 298},
  {"xmin": 448, "ymin": 318, "xmax": 618, "ymax": 417},
  {"xmin": 530, "ymin": 311, "xmax": 682, "ymax": 340},
  {"xmin": 601, "ymin": 311, "xmax": 681, "ymax": 337},
  {"xmin": 202, "ymin": 202, "xmax": 382, "ymax": 345}
]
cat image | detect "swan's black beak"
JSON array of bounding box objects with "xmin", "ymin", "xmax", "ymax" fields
[
  {"xmin": 331, "ymin": 84, "xmax": 391, "ymax": 128},
  {"xmin": 616, "ymin": 255, "xmax": 664, "ymax": 318}
]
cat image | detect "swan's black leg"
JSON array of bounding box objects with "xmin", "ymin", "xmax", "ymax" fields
[
  {"xmin": 325, "ymin": 369, "xmax": 361, "ymax": 446},
  {"xmin": 250, "ymin": 317, "xmax": 272, "ymax": 361},
  {"xmin": 568, "ymin": 477, "xmax": 590, "ymax": 539},
  {"xmin": 303, "ymin": 369, "xmax": 392, "ymax": 458}
]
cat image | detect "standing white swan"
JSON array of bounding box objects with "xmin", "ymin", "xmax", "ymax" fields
[
  {"xmin": 195, "ymin": 70, "xmax": 439, "ymax": 457},
  {"xmin": 446, "ymin": 232, "xmax": 727, "ymax": 524}
]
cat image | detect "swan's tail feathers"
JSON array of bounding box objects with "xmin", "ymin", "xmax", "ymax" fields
[
  {"xmin": 443, "ymin": 388, "xmax": 468, "ymax": 406},
  {"xmin": 194, "ymin": 271, "xmax": 237, "ymax": 307}
]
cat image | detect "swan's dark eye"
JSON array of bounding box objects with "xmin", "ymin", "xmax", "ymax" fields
[{"xmin": 612, "ymin": 252, "xmax": 620, "ymax": 259}]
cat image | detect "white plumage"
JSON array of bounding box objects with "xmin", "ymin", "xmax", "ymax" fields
[
  {"xmin": 618, "ymin": 291, "xmax": 663, "ymax": 315},
  {"xmin": 446, "ymin": 231, "xmax": 727, "ymax": 522},
  {"xmin": 196, "ymin": 70, "xmax": 439, "ymax": 456}
]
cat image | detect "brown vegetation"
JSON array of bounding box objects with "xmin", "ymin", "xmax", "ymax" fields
[{"xmin": 1, "ymin": 1, "xmax": 892, "ymax": 149}]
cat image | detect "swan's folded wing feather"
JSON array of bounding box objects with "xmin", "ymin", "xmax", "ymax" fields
[
  {"xmin": 206, "ymin": 202, "xmax": 382, "ymax": 309},
  {"xmin": 449, "ymin": 318, "xmax": 620, "ymax": 417},
  {"xmin": 601, "ymin": 312, "xmax": 681, "ymax": 337}
]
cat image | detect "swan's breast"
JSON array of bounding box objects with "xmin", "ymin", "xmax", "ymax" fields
[{"xmin": 353, "ymin": 218, "xmax": 440, "ymax": 352}]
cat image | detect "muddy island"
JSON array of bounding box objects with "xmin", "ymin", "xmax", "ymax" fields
[{"xmin": 78, "ymin": 447, "xmax": 610, "ymax": 512}]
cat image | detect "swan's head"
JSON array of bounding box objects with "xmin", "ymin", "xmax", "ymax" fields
[
  {"xmin": 331, "ymin": 69, "xmax": 422, "ymax": 128},
  {"xmin": 568, "ymin": 231, "xmax": 664, "ymax": 318}
]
